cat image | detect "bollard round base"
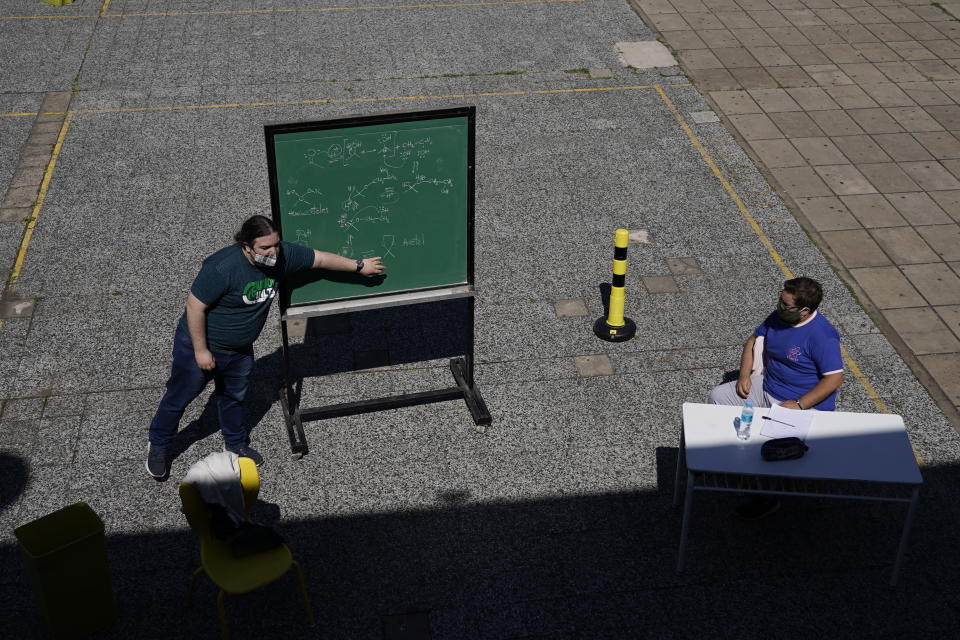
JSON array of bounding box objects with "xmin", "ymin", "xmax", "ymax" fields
[{"xmin": 593, "ymin": 317, "xmax": 636, "ymax": 342}]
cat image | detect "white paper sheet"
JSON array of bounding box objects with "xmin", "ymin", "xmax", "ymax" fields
[{"xmin": 760, "ymin": 403, "xmax": 814, "ymax": 440}]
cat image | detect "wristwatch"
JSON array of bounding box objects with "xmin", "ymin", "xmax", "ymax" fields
[
  {"xmin": 794, "ymin": 398, "xmax": 804, "ymax": 410},
  {"xmin": 355, "ymin": 259, "xmax": 364, "ymax": 272}
]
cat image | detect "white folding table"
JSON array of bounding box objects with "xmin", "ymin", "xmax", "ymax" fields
[{"xmin": 674, "ymin": 402, "xmax": 923, "ymax": 586}]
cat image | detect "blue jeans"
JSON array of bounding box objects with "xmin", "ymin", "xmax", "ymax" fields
[{"xmin": 148, "ymin": 327, "xmax": 253, "ymax": 450}]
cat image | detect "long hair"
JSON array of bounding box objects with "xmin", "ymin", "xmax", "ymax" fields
[{"xmin": 234, "ymin": 215, "xmax": 276, "ymax": 247}]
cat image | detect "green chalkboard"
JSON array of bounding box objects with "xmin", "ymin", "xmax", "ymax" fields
[{"xmin": 265, "ymin": 107, "xmax": 474, "ymax": 308}]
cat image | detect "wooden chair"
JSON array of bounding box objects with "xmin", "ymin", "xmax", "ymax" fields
[{"xmin": 179, "ymin": 457, "xmax": 314, "ymax": 640}]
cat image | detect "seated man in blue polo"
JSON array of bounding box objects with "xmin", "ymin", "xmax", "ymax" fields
[
  {"xmin": 709, "ymin": 276, "xmax": 844, "ymax": 411},
  {"xmin": 709, "ymin": 277, "xmax": 844, "ymax": 520}
]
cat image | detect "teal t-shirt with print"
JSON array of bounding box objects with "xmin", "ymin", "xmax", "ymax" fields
[{"xmin": 177, "ymin": 241, "xmax": 314, "ymax": 353}]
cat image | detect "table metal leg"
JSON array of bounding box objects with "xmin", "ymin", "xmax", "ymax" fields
[
  {"xmin": 673, "ymin": 427, "xmax": 685, "ymax": 507},
  {"xmin": 676, "ymin": 470, "xmax": 694, "ymax": 573},
  {"xmin": 890, "ymin": 485, "xmax": 920, "ymax": 587}
]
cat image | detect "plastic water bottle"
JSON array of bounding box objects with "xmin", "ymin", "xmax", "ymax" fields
[{"xmin": 739, "ymin": 400, "xmax": 754, "ymax": 441}]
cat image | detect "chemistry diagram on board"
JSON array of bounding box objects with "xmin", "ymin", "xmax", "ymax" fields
[
  {"xmin": 282, "ymin": 129, "xmax": 455, "ymax": 260},
  {"xmin": 267, "ymin": 110, "xmax": 472, "ymax": 306}
]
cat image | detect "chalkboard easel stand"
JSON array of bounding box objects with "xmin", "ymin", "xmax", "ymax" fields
[{"xmin": 278, "ymin": 288, "xmax": 491, "ymax": 459}]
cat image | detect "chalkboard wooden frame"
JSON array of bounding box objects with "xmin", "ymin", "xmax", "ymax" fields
[{"xmin": 263, "ymin": 107, "xmax": 489, "ymax": 457}]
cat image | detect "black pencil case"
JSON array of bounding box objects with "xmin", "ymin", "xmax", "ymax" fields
[{"xmin": 761, "ymin": 437, "xmax": 809, "ymax": 461}]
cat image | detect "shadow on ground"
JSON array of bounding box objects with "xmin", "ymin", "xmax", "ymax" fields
[
  {"xmin": 0, "ymin": 452, "xmax": 29, "ymax": 513},
  {"xmin": 166, "ymin": 299, "xmax": 471, "ymax": 459},
  {"xmin": 3, "ymin": 453, "xmax": 960, "ymax": 639}
]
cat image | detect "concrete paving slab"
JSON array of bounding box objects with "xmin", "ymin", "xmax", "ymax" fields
[
  {"xmin": 821, "ymin": 229, "xmax": 891, "ymax": 267},
  {"xmin": 772, "ymin": 110, "xmax": 828, "ymax": 137},
  {"xmin": 849, "ymin": 265, "xmax": 927, "ymax": 308},
  {"xmin": 885, "ymin": 191, "xmax": 954, "ymax": 225},
  {"xmin": 553, "ymin": 299, "xmax": 589, "ymax": 317},
  {"xmin": 795, "ymin": 195, "xmax": 862, "ymax": 230},
  {"xmin": 689, "ymin": 109, "xmax": 720, "ymax": 123},
  {"xmin": 825, "ymin": 84, "xmax": 880, "ymax": 109},
  {"xmin": 883, "ymin": 306, "xmax": 960, "ymax": 355},
  {"xmin": 916, "ymin": 224, "xmax": 960, "ymax": 261},
  {"xmin": 770, "ymin": 165, "xmax": 833, "ymax": 196},
  {"xmin": 918, "ymin": 352, "xmax": 960, "ymax": 404},
  {"xmin": 792, "ymin": 135, "xmax": 848, "ymax": 164},
  {"xmin": 749, "ymin": 138, "xmax": 804, "ymax": 167},
  {"xmin": 831, "ymin": 133, "xmax": 891, "ymax": 163},
  {"xmin": 872, "ymin": 132, "xmax": 935, "ymax": 162},
  {"xmin": 616, "ymin": 41, "xmax": 678, "ymax": 68},
  {"xmin": 870, "ymin": 226, "xmax": 942, "ymax": 264},
  {"xmin": 902, "ymin": 261, "xmax": 960, "ymax": 305},
  {"xmin": 857, "ymin": 163, "xmax": 923, "ymax": 193},
  {"xmin": 815, "ymin": 163, "xmax": 877, "ymax": 194},
  {"xmin": 935, "ymin": 305, "xmax": 960, "ymax": 341},
  {"xmin": 929, "ymin": 189, "xmax": 960, "ymax": 223}
]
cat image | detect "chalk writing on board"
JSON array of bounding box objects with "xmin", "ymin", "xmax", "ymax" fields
[
  {"xmin": 270, "ymin": 110, "xmax": 472, "ymax": 305},
  {"xmin": 285, "ymin": 188, "xmax": 328, "ymax": 216},
  {"xmin": 295, "ymin": 228, "xmax": 312, "ymax": 246},
  {"xmin": 284, "ymin": 129, "xmax": 453, "ymax": 259},
  {"xmin": 382, "ymin": 235, "xmax": 396, "ymax": 258}
]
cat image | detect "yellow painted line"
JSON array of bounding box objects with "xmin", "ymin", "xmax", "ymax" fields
[
  {"xmin": 654, "ymin": 87, "xmax": 794, "ymax": 278},
  {"xmin": 655, "ymin": 85, "xmax": 924, "ymax": 467},
  {"xmin": 59, "ymin": 84, "xmax": 667, "ymax": 115},
  {"xmin": 3, "ymin": 83, "xmax": 694, "ymax": 119},
  {"xmin": 0, "ymin": 112, "xmax": 41, "ymax": 118},
  {"xmin": 5, "ymin": 114, "xmax": 73, "ymax": 295},
  {"xmin": 106, "ymin": 0, "xmax": 586, "ymax": 17},
  {"xmin": 0, "ymin": 0, "xmax": 584, "ymax": 20},
  {"xmin": 0, "ymin": 14, "xmax": 95, "ymax": 20}
]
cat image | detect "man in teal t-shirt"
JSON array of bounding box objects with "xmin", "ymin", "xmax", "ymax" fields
[{"xmin": 146, "ymin": 215, "xmax": 385, "ymax": 479}]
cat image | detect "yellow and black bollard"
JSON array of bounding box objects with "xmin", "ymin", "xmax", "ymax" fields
[{"xmin": 594, "ymin": 228, "xmax": 636, "ymax": 342}]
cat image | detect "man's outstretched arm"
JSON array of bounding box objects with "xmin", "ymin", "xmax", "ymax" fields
[{"xmin": 312, "ymin": 250, "xmax": 385, "ymax": 276}]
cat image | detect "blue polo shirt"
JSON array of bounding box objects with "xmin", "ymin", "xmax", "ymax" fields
[
  {"xmin": 177, "ymin": 241, "xmax": 314, "ymax": 353},
  {"xmin": 755, "ymin": 311, "xmax": 844, "ymax": 410}
]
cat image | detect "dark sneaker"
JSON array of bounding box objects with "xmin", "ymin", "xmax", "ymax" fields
[
  {"xmin": 736, "ymin": 497, "xmax": 781, "ymax": 520},
  {"xmin": 145, "ymin": 444, "xmax": 170, "ymax": 480},
  {"xmin": 225, "ymin": 444, "xmax": 264, "ymax": 467}
]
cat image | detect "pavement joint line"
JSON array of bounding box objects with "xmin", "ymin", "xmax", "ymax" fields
[
  {"xmin": 1, "ymin": 85, "xmax": 693, "ymax": 119},
  {"xmin": 655, "ymin": 86, "xmax": 923, "ymax": 466},
  {"xmin": 0, "ymin": 0, "xmax": 588, "ymax": 20}
]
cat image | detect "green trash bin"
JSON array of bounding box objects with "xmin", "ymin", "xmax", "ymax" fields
[{"xmin": 14, "ymin": 502, "xmax": 116, "ymax": 639}]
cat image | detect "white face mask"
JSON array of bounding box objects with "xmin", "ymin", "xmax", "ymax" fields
[{"xmin": 252, "ymin": 251, "xmax": 277, "ymax": 267}]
